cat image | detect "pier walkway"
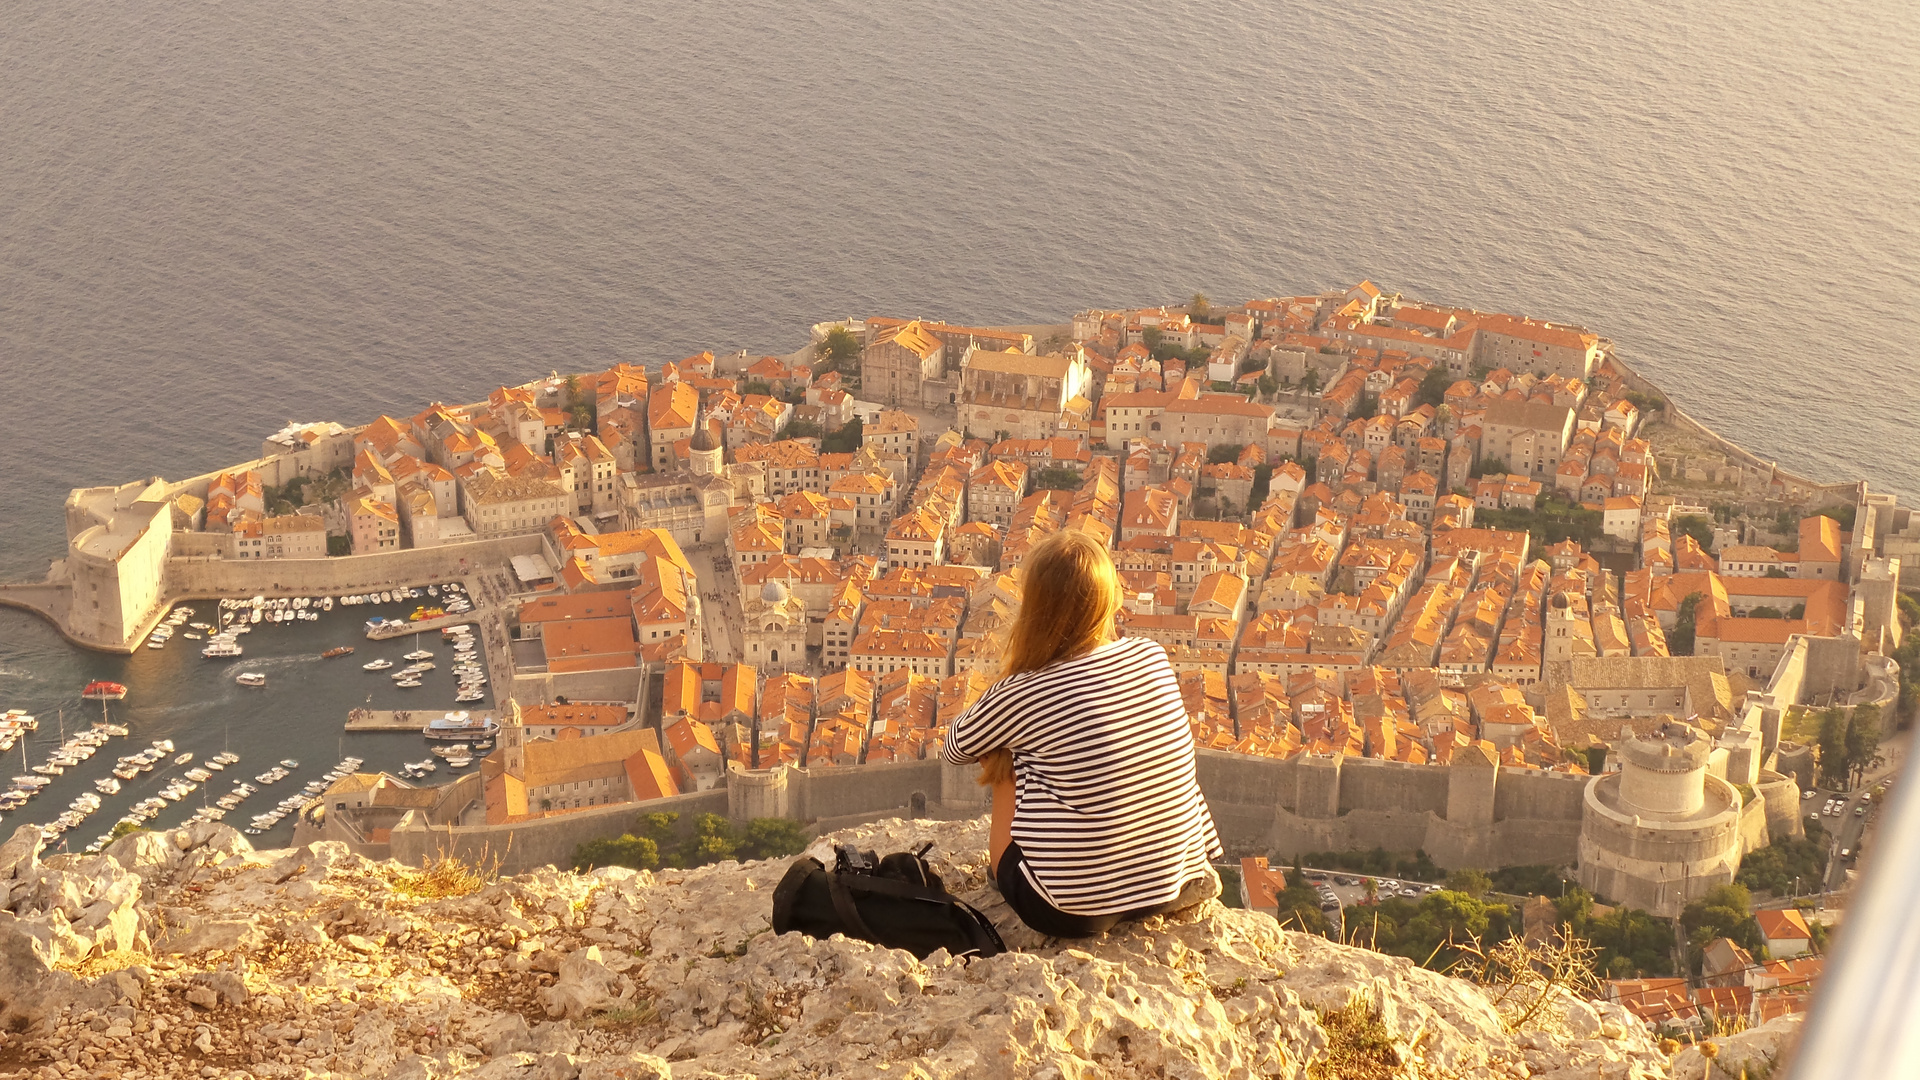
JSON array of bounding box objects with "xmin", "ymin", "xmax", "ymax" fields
[{"xmin": 344, "ymin": 708, "xmax": 496, "ymax": 733}]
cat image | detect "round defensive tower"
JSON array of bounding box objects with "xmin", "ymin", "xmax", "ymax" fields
[{"xmin": 1576, "ymin": 721, "xmax": 1742, "ymax": 917}]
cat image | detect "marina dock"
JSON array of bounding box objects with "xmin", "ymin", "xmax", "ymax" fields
[
  {"xmin": 366, "ymin": 610, "xmax": 487, "ymax": 639},
  {"xmin": 345, "ymin": 708, "xmax": 496, "ymax": 733}
]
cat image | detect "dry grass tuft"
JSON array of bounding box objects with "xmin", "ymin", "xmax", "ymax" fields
[
  {"xmin": 1309, "ymin": 1000, "xmax": 1401, "ymax": 1080},
  {"xmin": 394, "ymin": 855, "xmax": 486, "ymax": 899}
]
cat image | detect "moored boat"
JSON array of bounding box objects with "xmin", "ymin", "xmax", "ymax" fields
[{"xmin": 81, "ymin": 681, "xmax": 128, "ymax": 701}]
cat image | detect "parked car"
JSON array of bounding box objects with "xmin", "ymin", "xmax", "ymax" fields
[{"xmin": 1802, "ymin": 789, "xmax": 1818, "ymax": 800}]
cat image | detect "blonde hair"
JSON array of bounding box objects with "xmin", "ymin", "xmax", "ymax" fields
[{"xmin": 978, "ymin": 529, "xmax": 1122, "ymax": 785}]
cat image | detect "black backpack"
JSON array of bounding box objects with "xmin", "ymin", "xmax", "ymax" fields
[{"xmin": 771, "ymin": 843, "xmax": 1006, "ymax": 960}]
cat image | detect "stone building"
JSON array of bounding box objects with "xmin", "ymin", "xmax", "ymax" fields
[
  {"xmin": 741, "ymin": 579, "xmax": 809, "ymax": 672},
  {"xmin": 960, "ymin": 348, "xmax": 1092, "ymax": 441},
  {"xmin": 1576, "ymin": 722, "xmax": 1746, "ymax": 917},
  {"xmin": 1480, "ymin": 400, "xmax": 1575, "ymax": 481},
  {"xmin": 862, "ymin": 321, "xmax": 945, "ymax": 406},
  {"xmin": 460, "ymin": 470, "xmax": 567, "ymax": 539}
]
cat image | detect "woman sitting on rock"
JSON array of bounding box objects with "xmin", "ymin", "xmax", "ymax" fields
[{"xmin": 945, "ymin": 529, "xmax": 1222, "ymax": 937}]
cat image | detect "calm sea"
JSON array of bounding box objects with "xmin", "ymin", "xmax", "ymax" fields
[{"xmin": 1, "ymin": 0, "xmax": 1915, "ymax": 841}]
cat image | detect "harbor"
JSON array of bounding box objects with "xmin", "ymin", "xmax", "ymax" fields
[{"xmin": 0, "ymin": 579, "xmax": 499, "ymax": 854}]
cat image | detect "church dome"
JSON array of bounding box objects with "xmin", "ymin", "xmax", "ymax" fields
[
  {"xmin": 691, "ymin": 420, "xmax": 720, "ymax": 453},
  {"xmin": 761, "ymin": 579, "xmax": 790, "ymax": 604}
]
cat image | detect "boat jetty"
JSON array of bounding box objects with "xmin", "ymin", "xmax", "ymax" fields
[{"xmin": 344, "ymin": 708, "xmax": 498, "ymax": 734}]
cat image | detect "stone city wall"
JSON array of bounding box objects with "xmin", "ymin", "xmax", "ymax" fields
[
  {"xmin": 163, "ymin": 534, "xmax": 541, "ymax": 598},
  {"xmin": 390, "ymin": 786, "xmax": 731, "ymax": 874},
  {"xmin": 381, "ymin": 745, "xmax": 1599, "ymax": 876},
  {"xmin": 790, "ymin": 759, "xmax": 942, "ymax": 823},
  {"xmin": 1337, "ymin": 758, "xmax": 1451, "ymax": 817},
  {"xmin": 1492, "ymin": 767, "xmax": 1590, "ymax": 822}
]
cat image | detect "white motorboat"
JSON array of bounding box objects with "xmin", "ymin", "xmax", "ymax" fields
[
  {"xmin": 235, "ymin": 672, "xmax": 267, "ymax": 688},
  {"xmin": 403, "ymin": 649, "xmax": 434, "ymax": 661},
  {"xmin": 363, "ymin": 658, "xmax": 393, "ymax": 671},
  {"xmin": 94, "ymin": 777, "xmax": 121, "ymax": 795},
  {"xmin": 173, "ymin": 752, "xmax": 193, "ymax": 766}
]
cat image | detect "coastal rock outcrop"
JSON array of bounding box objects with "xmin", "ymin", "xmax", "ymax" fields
[{"xmin": 0, "ymin": 817, "xmax": 1709, "ymax": 1079}]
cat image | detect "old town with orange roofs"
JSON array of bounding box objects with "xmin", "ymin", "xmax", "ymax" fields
[{"xmin": 115, "ymin": 281, "xmax": 1917, "ymax": 796}]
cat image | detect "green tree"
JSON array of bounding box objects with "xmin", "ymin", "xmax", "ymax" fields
[
  {"xmin": 1672, "ymin": 514, "xmax": 1715, "ymax": 551},
  {"xmin": 1033, "ymin": 467, "xmax": 1082, "ymax": 490},
  {"xmin": 1680, "ymin": 883, "xmax": 1762, "ymax": 975},
  {"xmin": 1257, "ymin": 373, "xmax": 1277, "ymax": 399},
  {"xmin": 1354, "ymin": 393, "xmax": 1378, "ymax": 419},
  {"xmin": 1445, "ymin": 869, "xmax": 1493, "ymax": 899},
  {"xmin": 737, "ymin": 818, "xmax": 809, "ymax": 861},
  {"xmin": 741, "ymin": 378, "xmax": 774, "ymax": 398},
  {"xmin": 1249, "ymin": 463, "xmax": 1274, "ymax": 510},
  {"xmin": 1669, "ymin": 592, "xmax": 1705, "ymax": 655},
  {"xmin": 1736, "ymin": 835, "xmax": 1828, "ymax": 896},
  {"xmin": 1301, "ymin": 368, "xmax": 1322, "ymax": 394},
  {"xmin": 1415, "ymin": 367, "xmax": 1453, "ymax": 408},
  {"xmin": 1748, "ymin": 606, "xmax": 1785, "ymax": 619},
  {"xmin": 814, "ymin": 326, "xmax": 861, "ymax": 371},
  {"xmin": 1845, "ymin": 704, "xmax": 1884, "ymax": 788},
  {"xmin": 674, "ymin": 812, "xmax": 739, "ymax": 867},
  {"xmin": 572, "ymin": 833, "xmax": 660, "ymax": 872},
  {"xmin": 1189, "ymin": 293, "xmax": 1211, "ymax": 320},
  {"xmin": 777, "ymin": 419, "xmax": 823, "ymax": 441},
  {"xmin": 1816, "ymin": 707, "xmax": 1850, "ymax": 788},
  {"xmin": 820, "ymin": 416, "xmax": 864, "ymax": 454},
  {"xmin": 1270, "ymin": 866, "xmax": 1333, "ymax": 935},
  {"xmin": 1207, "ymin": 444, "xmax": 1242, "ymax": 465}
]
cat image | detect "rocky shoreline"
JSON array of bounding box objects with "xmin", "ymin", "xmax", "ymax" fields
[{"xmin": 0, "ymin": 815, "xmax": 1809, "ymax": 1080}]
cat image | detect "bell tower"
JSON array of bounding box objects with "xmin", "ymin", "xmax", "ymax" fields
[{"xmin": 503, "ymin": 698, "xmax": 527, "ymax": 781}]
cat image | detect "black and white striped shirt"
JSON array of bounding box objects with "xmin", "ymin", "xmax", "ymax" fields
[{"xmin": 944, "ymin": 636, "xmax": 1223, "ymax": 917}]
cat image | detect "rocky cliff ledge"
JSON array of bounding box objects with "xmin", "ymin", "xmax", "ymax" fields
[{"xmin": 0, "ymin": 817, "xmax": 1782, "ymax": 1080}]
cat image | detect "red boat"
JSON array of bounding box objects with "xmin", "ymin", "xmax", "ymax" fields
[{"xmin": 81, "ymin": 681, "xmax": 127, "ymax": 701}]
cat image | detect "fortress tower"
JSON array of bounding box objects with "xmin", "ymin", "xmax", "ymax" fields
[{"xmin": 1576, "ymin": 721, "xmax": 1744, "ymax": 917}]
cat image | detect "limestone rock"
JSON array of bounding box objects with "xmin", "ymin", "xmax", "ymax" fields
[
  {"xmin": 540, "ymin": 945, "xmax": 627, "ymax": 1019},
  {"xmin": 577, "ymin": 1053, "xmax": 672, "ymax": 1080},
  {"xmin": 0, "ymin": 823, "xmax": 45, "ymax": 880},
  {"xmin": 0, "ymin": 815, "xmax": 1691, "ymax": 1080},
  {"xmin": 190, "ymin": 969, "xmax": 249, "ymax": 1006},
  {"xmin": 1670, "ymin": 1013, "xmax": 1802, "ymax": 1080},
  {"xmin": 478, "ymin": 1010, "xmax": 533, "ymax": 1056},
  {"xmin": 159, "ymin": 915, "xmax": 266, "ymax": 955},
  {"xmin": 103, "ymin": 828, "xmax": 180, "ymax": 878}
]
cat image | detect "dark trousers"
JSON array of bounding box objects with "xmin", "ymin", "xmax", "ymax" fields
[{"xmin": 995, "ymin": 840, "xmax": 1211, "ymax": 938}]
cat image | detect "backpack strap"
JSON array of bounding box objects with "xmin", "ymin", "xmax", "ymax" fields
[{"xmin": 825, "ymin": 871, "xmax": 878, "ymax": 942}]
